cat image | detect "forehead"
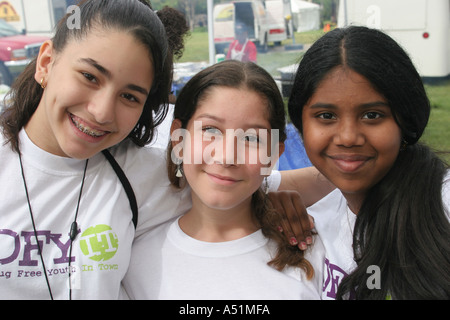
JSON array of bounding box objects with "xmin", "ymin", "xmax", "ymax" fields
[
  {"xmin": 194, "ymin": 86, "xmax": 271, "ymax": 124},
  {"xmin": 60, "ymin": 29, "xmax": 154, "ymax": 80},
  {"xmin": 311, "ymin": 67, "xmax": 385, "ymax": 105}
]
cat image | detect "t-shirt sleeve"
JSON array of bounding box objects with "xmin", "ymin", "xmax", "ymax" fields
[{"xmin": 267, "ymin": 169, "xmax": 281, "ymax": 192}]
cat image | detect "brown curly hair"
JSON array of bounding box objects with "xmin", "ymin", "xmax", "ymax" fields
[{"xmin": 156, "ymin": 6, "xmax": 190, "ymax": 60}]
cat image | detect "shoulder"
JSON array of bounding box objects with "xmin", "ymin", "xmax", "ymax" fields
[
  {"xmin": 248, "ymin": 40, "xmax": 257, "ymax": 48},
  {"xmin": 108, "ymin": 142, "xmax": 168, "ymax": 190},
  {"xmin": 306, "ymin": 189, "xmax": 347, "ymax": 239},
  {"xmin": 229, "ymin": 40, "xmax": 239, "ymax": 47},
  {"xmin": 108, "ymin": 141, "xmax": 190, "ymax": 234},
  {"xmin": 109, "ymin": 140, "xmax": 166, "ymax": 169},
  {"xmin": 133, "ymin": 216, "xmax": 175, "ymax": 250},
  {"xmin": 307, "ymin": 188, "xmax": 345, "ymax": 219}
]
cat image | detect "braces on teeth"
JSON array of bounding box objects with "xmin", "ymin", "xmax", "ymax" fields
[{"xmin": 71, "ymin": 115, "xmax": 104, "ymax": 137}]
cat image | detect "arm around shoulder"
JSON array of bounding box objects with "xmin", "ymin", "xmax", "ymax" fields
[{"xmin": 279, "ymin": 167, "xmax": 335, "ymax": 207}]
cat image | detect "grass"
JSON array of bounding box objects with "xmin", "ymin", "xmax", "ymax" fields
[
  {"xmin": 423, "ymin": 81, "xmax": 450, "ymax": 163},
  {"xmin": 179, "ymin": 30, "xmax": 450, "ymax": 164}
]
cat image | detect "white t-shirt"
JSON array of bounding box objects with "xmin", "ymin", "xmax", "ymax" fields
[
  {"xmin": 0, "ymin": 129, "xmax": 190, "ymax": 299},
  {"xmin": 148, "ymin": 104, "xmax": 174, "ymax": 149},
  {"xmin": 306, "ymin": 171, "xmax": 450, "ymax": 300},
  {"xmin": 306, "ymin": 189, "xmax": 355, "ymax": 300},
  {"xmin": 122, "ymin": 216, "xmax": 325, "ymax": 300}
]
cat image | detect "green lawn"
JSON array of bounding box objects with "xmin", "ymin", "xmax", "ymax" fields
[
  {"xmin": 423, "ymin": 81, "xmax": 450, "ymax": 163},
  {"xmin": 180, "ymin": 31, "xmax": 450, "ymax": 164}
]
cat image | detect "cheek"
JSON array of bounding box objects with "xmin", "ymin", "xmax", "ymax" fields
[
  {"xmin": 372, "ymin": 128, "xmax": 402, "ymax": 169},
  {"xmin": 183, "ymin": 133, "xmax": 208, "ymax": 164},
  {"xmin": 116, "ymin": 107, "xmax": 144, "ymax": 135},
  {"xmin": 247, "ymin": 164, "xmax": 266, "ymax": 186},
  {"xmin": 182, "ymin": 163, "xmax": 196, "ymax": 182},
  {"xmin": 301, "ymin": 121, "xmax": 328, "ymax": 162}
]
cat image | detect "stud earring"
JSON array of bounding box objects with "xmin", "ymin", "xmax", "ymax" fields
[{"xmin": 40, "ymin": 78, "xmax": 46, "ymax": 89}]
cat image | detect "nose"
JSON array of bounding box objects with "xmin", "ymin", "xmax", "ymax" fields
[
  {"xmin": 334, "ymin": 119, "xmax": 365, "ymax": 147},
  {"xmin": 86, "ymin": 90, "xmax": 116, "ymax": 124},
  {"xmin": 211, "ymin": 132, "xmax": 240, "ymax": 166}
]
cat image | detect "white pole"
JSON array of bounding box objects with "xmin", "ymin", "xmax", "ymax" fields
[{"xmin": 207, "ymin": 0, "xmax": 215, "ymax": 65}]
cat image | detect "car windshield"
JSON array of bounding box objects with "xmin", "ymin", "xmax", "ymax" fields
[{"xmin": 0, "ymin": 19, "xmax": 21, "ymax": 37}]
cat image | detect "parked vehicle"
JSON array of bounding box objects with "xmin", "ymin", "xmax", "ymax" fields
[
  {"xmin": 0, "ymin": 0, "xmax": 69, "ymax": 36},
  {"xmin": 0, "ymin": 19, "xmax": 48, "ymax": 85},
  {"xmin": 338, "ymin": 0, "xmax": 450, "ymax": 80},
  {"xmin": 265, "ymin": 0, "xmax": 292, "ymax": 46},
  {"xmin": 213, "ymin": 0, "xmax": 290, "ymax": 54}
]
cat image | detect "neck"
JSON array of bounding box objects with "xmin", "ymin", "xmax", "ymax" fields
[
  {"xmin": 342, "ymin": 192, "xmax": 365, "ymax": 214},
  {"xmin": 24, "ymin": 106, "xmax": 64, "ymax": 157},
  {"xmin": 179, "ymin": 194, "xmax": 259, "ymax": 242}
]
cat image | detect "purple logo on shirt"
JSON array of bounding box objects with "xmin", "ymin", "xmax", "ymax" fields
[{"xmin": 323, "ymin": 258, "xmax": 348, "ymax": 299}]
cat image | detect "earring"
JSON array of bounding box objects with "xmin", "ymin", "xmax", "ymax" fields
[
  {"xmin": 175, "ymin": 160, "xmax": 183, "ymax": 178},
  {"xmin": 264, "ymin": 177, "xmax": 269, "ymax": 194},
  {"xmin": 400, "ymin": 138, "xmax": 408, "ymax": 151},
  {"xmin": 40, "ymin": 78, "xmax": 46, "ymax": 89}
]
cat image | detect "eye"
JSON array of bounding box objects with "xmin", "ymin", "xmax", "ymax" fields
[
  {"xmin": 203, "ymin": 126, "xmax": 222, "ymax": 135},
  {"xmin": 363, "ymin": 111, "xmax": 383, "ymax": 120},
  {"xmin": 121, "ymin": 93, "xmax": 139, "ymax": 103},
  {"xmin": 81, "ymin": 72, "xmax": 97, "ymax": 83},
  {"xmin": 317, "ymin": 112, "xmax": 335, "ymax": 120},
  {"xmin": 243, "ymin": 134, "xmax": 259, "ymax": 143}
]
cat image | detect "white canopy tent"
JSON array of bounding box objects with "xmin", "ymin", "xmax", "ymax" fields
[{"xmin": 291, "ymin": 0, "xmax": 321, "ymax": 32}]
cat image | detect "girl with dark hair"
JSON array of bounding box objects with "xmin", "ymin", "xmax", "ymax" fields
[
  {"xmin": 0, "ymin": 0, "xmax": 189, "ymax": 299},
  {"xmin": 122, "ymin": 60, "xmax": 325, "ymax": 299},
  {"xmin": 280, "ymin": 26, "xmax": 450, "ymax": 299}
]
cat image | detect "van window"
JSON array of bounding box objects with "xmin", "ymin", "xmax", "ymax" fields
[
  {"xmin": 215, "ymin": 4, "xmax": 234, "ymax": 22},
  {"xmin": 0, "ymin": 19, "xmax": 20, "ymax": 37}
]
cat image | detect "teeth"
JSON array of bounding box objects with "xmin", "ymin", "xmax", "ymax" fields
[{"xmin": 70, "ymin": 115, "xmax": 105, "ymax": 138}]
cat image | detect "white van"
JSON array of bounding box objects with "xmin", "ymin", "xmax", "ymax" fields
[
  {"xmin": 213, "ymin": 0, "xmax": 289, "ymax": 54},
  {"xmin": 0, "ymin": 0, "xmax": 69, "ymax": 36},
  {"xmin": 338, "ymin": 0, "xmax": 450, "ymax": 80}
]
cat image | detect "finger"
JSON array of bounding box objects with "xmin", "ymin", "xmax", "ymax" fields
[
  {"xmin": 272, "ymin": 191, "xmax": 312, "ymax": 250},
  {"xmin": 291, "ymin": 195, "xmax": 314, "ymax": 245},
  {"xmin": 267, "ymin": 192, "xmax": 298, "ymax": 246},
  {"xmin": 281, "ymin": 199, "xmax": 309, "ymax": 250},
  {"xmin": 278, "ymin": 210, "xmax": 299, "ymax": 246}
]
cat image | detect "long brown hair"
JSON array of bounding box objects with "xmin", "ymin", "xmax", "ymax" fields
[{"xmin": 167, "ymin": 60, "xmax": 314, "ymax": 278}]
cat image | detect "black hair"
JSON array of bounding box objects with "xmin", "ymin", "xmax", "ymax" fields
[
  {"xmin": 288, "ymin": 26, "xmax": 450, "ymax": 299},
  {"xmin": 1, "ymin": 0, "xmax": 171, "ymax": 152}
]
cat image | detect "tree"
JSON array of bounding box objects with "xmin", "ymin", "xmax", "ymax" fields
[{"xmin": 312, "ymin": 0, "xmax": 338, "ymax": 23}]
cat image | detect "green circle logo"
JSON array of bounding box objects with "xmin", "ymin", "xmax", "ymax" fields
[{"xmin": 79, "ymin": 225, "xmax": 119, "ymax": 261}]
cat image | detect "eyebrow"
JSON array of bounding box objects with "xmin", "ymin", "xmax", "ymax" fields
[
  {"xmin": 79, "ymin": 58, "xmax": 149, "ymax": 96},
  {"xmin": 79, "ymin": 58, "xmax": 111, "ymax": 78},
  {"xmin": 308, "ymin": 101, "xmax": 390, "ymax": 109},
  {"xmin": 195, "ymin": 113, "xmax": 271, "ymax": 129}
]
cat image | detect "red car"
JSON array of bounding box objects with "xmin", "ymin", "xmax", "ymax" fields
[{"xmin": 0, "ymin": 19, "xmax": 48, "ymax": 85}]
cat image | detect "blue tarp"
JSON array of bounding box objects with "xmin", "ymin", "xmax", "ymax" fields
[{"xmin": 277, "ymin": 123, "xmax": 312, "ymax": 170}]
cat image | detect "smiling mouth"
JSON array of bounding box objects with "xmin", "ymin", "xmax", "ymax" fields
[
  {"xmin": 207, "ymin": 172, "xmax": 240, "ymax": 185},
  {"xmin": 329, "ymin": 155, "xmax": 372, "ymax": 173},
  {"xmin": 69, "ymin": 114, "xmax": 108, "ymax": 138}
]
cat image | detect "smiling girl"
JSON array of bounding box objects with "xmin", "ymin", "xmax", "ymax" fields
[
  {"xmin": 282, "ymin": 26, "xmax": 450, "ymax": 299},
  {"xmin": 122, "ymin": 60, "xmax": 325, "ymax": 300},
  {"xmin": 0, "ymin": 0, "xmax": 191, "ymax": 299}
]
